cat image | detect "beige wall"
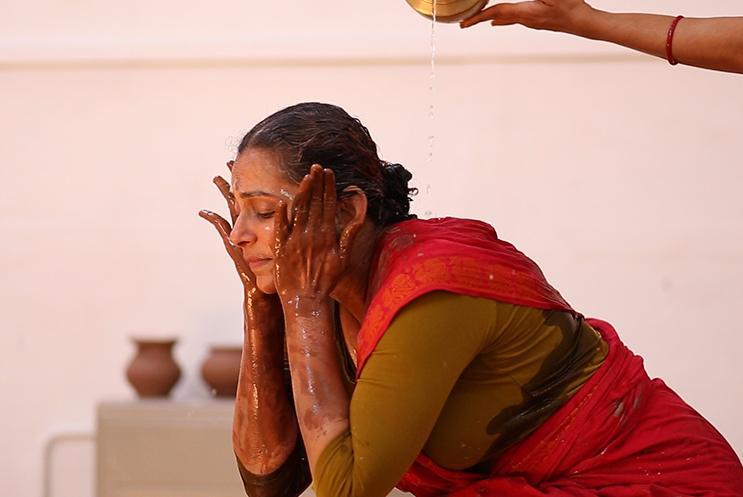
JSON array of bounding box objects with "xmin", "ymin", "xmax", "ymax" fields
[{"xmin": 2, "ymin": 1, "xmax": 742, "ymax": 496}]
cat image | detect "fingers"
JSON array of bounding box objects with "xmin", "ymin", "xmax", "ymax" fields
[
  {"xmin": 460, "ymin": 2, "xmax": 522, "ymax": 27},
  {"xmin": 213, "ymin": 176, "xmax": 238, "ymax": 224},
  {"xmin": 273, "ymin": 200, "xmax": 289, "ymax": 256},
  {"xmin": 199, "ymin": 209, "xmax": 256, "ymax": 286},
  {"xmin": 292, "ymin": 164, "xmax": 324, "ymax": 233},
  {"xmin": 292, "ymin": 172, "xmax": 313, "ymax": 233},
  {"xmin": 273, "ymin": 165, "xmax": 338, "ymax": 255},
  {"xmin": 199, "ymin": 209, "xmax": 232, "ymax": 241},
  {"xmin": 198, "ymin": 209, "xmax": 240, "ymax": 260},
  {"xmin": 308, "ymin": 165, "xmax": 324, "ymax": 231},
  {"xmin": 322, "ymin": 168, "xmax": 337, "ymax": 231}
]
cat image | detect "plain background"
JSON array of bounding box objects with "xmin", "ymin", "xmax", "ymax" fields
[{"xmin": 1, "ymin": 1, "xmax": 742, "ymax": 496}]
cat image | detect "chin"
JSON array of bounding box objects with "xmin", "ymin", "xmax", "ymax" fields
[{"xmin": 256, "ymin": 275, "xmax": 277, "ymax": 294}]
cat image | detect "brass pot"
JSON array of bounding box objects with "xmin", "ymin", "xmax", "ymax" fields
[{"xmin": 405, "ymin": 0, "xmax": 488, "ymax": 23}]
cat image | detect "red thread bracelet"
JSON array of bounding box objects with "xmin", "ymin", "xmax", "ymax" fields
[{"xmin": 666, "ymin": 15, "xmax": 684, "ymax": 66}]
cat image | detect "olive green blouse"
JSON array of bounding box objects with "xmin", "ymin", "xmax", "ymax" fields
[{"xmin": 238, "ymin": 291, "xmax": 607, "ymax": 497}]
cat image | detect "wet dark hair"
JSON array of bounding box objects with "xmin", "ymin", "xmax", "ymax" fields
[{"xmin": 236, "ymin": 102, "xmax": 417, "ymax": 226}]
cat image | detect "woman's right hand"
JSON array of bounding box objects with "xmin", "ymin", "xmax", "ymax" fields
[{"xmin": 199, "ymin": 162, "xmax": 279, "ymax": 310}]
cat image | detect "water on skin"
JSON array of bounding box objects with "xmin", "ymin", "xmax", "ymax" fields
[
  {"xmin": 286, "ymin": 317, "xmax": 345, "ymax": 435},
  {"xmin": 279, "ymin": 188, "xmax": 295, "ymax": 202}
]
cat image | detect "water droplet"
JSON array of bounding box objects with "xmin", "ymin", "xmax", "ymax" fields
[{"xmin": 279, "ymin": 188, "xmax": 295, "ymax": 201}]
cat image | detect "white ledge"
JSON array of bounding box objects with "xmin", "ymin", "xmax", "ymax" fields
[{"xmin": 0, "ymin": 29, "xmax": 642, "ymax": 68}]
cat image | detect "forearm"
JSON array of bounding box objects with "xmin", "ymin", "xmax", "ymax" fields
[
  {"xmin": 233, "ymin": 291, "xmax": 299, "ymax": 475},
  {"xmin": 577, "ymin": 9, "xmax": 743, "ymax": 73},
  {"xmin": 283, "ymin": 297, "xmax": 349, "ymax": 473},
  {"xmin": 236, "ymin": 441, "xmax": 311, "ymax": 497}
]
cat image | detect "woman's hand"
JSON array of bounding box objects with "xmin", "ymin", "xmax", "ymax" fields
[
  {"xmin": 272, "ymin": 164, "xmax": 361, "ymax": 306},
  {"xmin": 460, "ymin": 0, "xmax": 595, "ymax": 34},
  {"xmin": 199, "ymin": 161, "xmax": 277, "ymax": 308}
]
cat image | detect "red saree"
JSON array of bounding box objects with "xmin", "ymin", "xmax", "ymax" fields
[{"xmin": 355, "ymin": 218, "xmax": 743, "ymax": 497}]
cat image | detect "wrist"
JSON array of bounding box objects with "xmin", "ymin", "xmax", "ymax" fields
[
  {"xmin": 243, "ymin": 291, "xmax": 282, "ymax": 327},
  {"xmin": 565, "ymin": 4, "xmax": 605, "ymax": 39},
  {"xmin": 281, "ymin": 294, "xmax": 330, "ymax": 318}
]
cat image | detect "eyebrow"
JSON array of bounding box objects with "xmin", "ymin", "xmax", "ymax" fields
[{"xmin": 238, "ymin": 191, "xmax": 280, "ymax": 199}]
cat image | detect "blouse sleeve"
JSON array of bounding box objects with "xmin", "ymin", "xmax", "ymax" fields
[{"xmin": 313, "ymin": 291, "xmax": 493, "ymax": 497}]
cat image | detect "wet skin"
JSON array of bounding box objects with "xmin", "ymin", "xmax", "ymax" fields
[
  {"xmin": 201, "ymin": 147, "xmax": 381, "ymax": 475},
  {"xmin": 199, "ymin": 155, "xmax": 296, "ymax": 475}
]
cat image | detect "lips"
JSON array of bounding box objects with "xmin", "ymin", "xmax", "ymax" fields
[{"xmin": 247, "ymin": 257, "xmax": 272, "ymax": 271}]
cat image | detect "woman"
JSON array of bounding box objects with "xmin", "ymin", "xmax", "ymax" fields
[
  {"xmin": 200, "ymin": 102, "xmax": 743, "ymax": 497},
  {"xmin": 460, "ymin": 0, "xmax": 743, "ymax": 75}
]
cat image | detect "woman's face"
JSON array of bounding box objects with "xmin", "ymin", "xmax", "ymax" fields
[{"xmin": 229, "ymin": 147, "xmax": 298, "ymax": 294}]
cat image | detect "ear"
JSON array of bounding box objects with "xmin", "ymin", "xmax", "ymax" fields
[{"xmin": 336, "ymin": 186, "xmax": 367, "ymax": 230}]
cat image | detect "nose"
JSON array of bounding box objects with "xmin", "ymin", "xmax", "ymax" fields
[{"xmin": 229, "ymin": 213, "xmax": 258, "ymax": 247}]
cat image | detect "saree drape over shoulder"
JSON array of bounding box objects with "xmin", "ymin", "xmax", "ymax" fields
[{"xmin": 355, "ymin": 217, "xmax": 743, "ymax": 497}]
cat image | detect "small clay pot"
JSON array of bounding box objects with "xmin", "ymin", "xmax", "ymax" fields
[
  {"xmin": 125, "ymin": 338, "xmax": 181, "ymax": 398},
  {"xmin": 201, "ymin": 345, "xmax": 242, "ymax": 397}
]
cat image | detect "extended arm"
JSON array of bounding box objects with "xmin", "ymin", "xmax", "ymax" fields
[{"xmin": 461, "ymin": 2, "xmax": 743, "ymax": 74}]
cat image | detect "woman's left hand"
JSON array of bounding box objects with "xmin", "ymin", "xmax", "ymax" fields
[{"xmin": 272, "ymin": 164, "xmax": 361, "ymax": 307}]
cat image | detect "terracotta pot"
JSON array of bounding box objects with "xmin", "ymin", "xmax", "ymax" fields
[
  {"xmin": 125, "ymin": 338, "xmax": 181, "ymax": 398},
  {"xmin": 201, "ymin": 345, "xmax": 242, "ymax": 397}
]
